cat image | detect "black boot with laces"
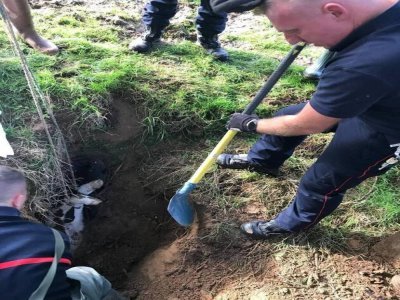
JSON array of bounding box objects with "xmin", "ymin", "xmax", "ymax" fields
[
  {"xmin": 216, "ymin": 154, "xmax": 279, "ymax": 176},
  {"xmin": 198, "ymin": 34, "xmax": 229, "ymax": 62},
  {"xmin": 129, "ymin": 27, "xmax": 163, "ymax": 53},
  {"xmin": 240, "ymin": 220, "xmax": 291, "ymax": 239}
]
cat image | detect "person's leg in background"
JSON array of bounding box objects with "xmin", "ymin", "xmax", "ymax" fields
[
  {"xmin": 303, "ymin": 50, "xmax": 336, "ymax": 80},
  {"xmin": 196, "ymin": 0, "xmax": 229, "ymax": 61},
  {"xmin": 2, "ymin": 0, "xmax": 58, "ymax": 55},
  {"xmin": 129, "ymin": 0, "xmax": 178, "ymax": 53}
]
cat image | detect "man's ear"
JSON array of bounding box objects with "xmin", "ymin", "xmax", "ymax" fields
[
  {"xmin": 11, "ymin": 193, "xmax": 26, "ymax": 210},
  {"xmin": 323, "ymin": 3, "xmax": 348, "ymax": 19}
]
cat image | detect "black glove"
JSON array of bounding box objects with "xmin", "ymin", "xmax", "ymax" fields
[{"xmin": 227, "ymin": 113, "xmax": 259, "ymax": 132}]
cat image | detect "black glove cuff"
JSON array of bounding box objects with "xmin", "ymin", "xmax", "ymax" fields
[{"xmin": 246, "ymin": 119, "xmax": 258, "ymax": 132}]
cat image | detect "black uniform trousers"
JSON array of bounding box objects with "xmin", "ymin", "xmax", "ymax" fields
[
  {"xmin": 248, "ymin": 103, "xmax": 398, "ymax": 232},
  {"xmin": 142, "ymin": 0, "xmax": 227, "ymax": 37}
]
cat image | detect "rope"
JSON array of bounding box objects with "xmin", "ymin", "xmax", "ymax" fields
[{"xmin": 0, "ymin": 1, "xmax": 77, "ymax": 195}]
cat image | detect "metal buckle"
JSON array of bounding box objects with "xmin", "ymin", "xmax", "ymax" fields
[{"xmin": 390, "ymin": 143, "xmax": 400, "ymax": 159}]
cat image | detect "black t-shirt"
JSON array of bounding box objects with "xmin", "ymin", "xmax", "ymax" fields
[{"xmin": 309, "ymin": 2, "xmax": 400, "ymax": 143}]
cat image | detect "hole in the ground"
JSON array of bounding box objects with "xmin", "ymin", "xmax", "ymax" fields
[
  {"xmin": 68, "ymin": 96, "xmax": 183, "ymax": 289},
  {"xmin": 73, "ymin": 153, "xmax": 180, "ymax": 289}
]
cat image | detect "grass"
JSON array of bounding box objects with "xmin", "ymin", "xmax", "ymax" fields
[
  {"xmin": 364, "ymin": 168, "xmax": 400, "ymax": 227},
  {"xmin": 0, "ymin": 1, "xmax": 399, "ymax": 239},
  {"xmin": 1, "ymin": 19, "xmax": 315, "ymax": 150}
]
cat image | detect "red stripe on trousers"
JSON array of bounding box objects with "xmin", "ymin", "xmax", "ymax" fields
[
  {"xmin": 0, "ymin": 257, "xmax": 72, "ymax": 270},
  {"xmin": 305, "ymin": 154, "xmax": 393, "ymax": 230}
]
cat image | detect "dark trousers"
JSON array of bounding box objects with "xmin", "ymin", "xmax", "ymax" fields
[
  {"xmin": 248, "ymin": 103, "xmax": 398, "ymax": 232},
  {"xmin": 142, "ymin": 0, "xmax": 227, "ymax": 37}
]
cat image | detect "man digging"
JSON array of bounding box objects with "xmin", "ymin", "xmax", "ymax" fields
[{"xmin": 210, "ymin": 0, "xmax": 400, "ymax": 238}]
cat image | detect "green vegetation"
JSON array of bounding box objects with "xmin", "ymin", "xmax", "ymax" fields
[
  {"xmin": 365, "ymin": 168, "xmax": 400, "ymax": 226},
  {"xmin": 0, "ymin": 7, "xmax": 315, "ymax": 139}
]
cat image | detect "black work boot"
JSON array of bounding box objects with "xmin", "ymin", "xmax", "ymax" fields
[
  {"xmin": 216, "ymin": 154, "xmax": 279, "ymax": 176},
  {"xmin": 129, "ymin": 27, "xmax": 163, "ymax": 53},
  {"xmin": 240, "ymin": 220, "xmax": 290, "ymax": 239},
  {"xmin": 198, "ymin": 34, "xmax": 229, "ymax": 62}
]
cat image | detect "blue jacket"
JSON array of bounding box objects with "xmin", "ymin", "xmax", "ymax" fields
[{"xmin": 0, "ymin": 206, "xmax": 72, "ymax": 299}]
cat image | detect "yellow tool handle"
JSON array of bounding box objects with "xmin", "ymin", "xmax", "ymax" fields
[
  {"xmin": 189, "ymin": 130, "xmax": 238, "ymax": 184},
  {"xmin": 188, "ymin": 43, "xmax": 306, "ymax": 186}
]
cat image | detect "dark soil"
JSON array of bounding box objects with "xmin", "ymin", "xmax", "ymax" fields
[{"xmin": 71, "ymin": 96, "xmax": 181, "ymax": 289}]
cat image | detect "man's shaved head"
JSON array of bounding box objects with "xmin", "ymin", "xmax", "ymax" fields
[
  {"xmin": 259, "ymin": 0, "xmax": 397, "ymax": 48},
  {"xmin": 0, "ymin": 166, "xmax": 27, "ymax": 205}
]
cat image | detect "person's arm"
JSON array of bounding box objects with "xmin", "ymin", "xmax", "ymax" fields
[
  {"xmin": 255, "ymin": 102, "xmax": 339, "ymax": 136},
  {"xmin": 227, "ymin": 102, "xmax": 339, "ymax": 136}
]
